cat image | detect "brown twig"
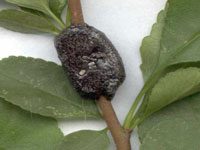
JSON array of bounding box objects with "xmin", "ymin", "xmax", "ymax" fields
[
  {"xmin": 67, "ymin": 1, "xmax": 131, "ymax": 149},
  {"xmin": 97, "ymin": 96, "xmax": 131, "ymax": 150},
  {"xmin": 68, "ymin": 0, "xmax": 85, "ymax": 25}
]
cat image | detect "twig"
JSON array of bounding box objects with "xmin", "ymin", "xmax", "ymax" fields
[
  {"xmin": 67, "ymin": 1, "xmax": 131, "ymax": 149},
  {"xmin": 97, "ymin": 96, "xmax": 131, "ymax": 150},
  {"xmin": 68, "ymin": 0, "xmax": 85, "ymax": 25}
]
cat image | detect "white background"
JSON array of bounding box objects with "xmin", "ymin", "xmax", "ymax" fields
[{"xmin": 0, "ymin": 0, "xmax": 166, "ymax": 149}]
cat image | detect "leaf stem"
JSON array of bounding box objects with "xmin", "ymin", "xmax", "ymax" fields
[
  {"xmin": 66, "ymin": 5, "xmax": 71, "ymax": 28},
  {"xmin": 123, "ymin": 86, "xmax": 147, "ymax": 129},
  {"xmin": 130, "ymin": 115, "xmax": 147, "ymax": 129},
  {"xmin": 67, "ymin": 1, "xmax": 131, "ymax": 148},
  {"xmin": 97, "ymin": 96, "xmax": 131, "ymax": 150},
  {"xmin": 123, "ymin": 69, "xmax": 164, "ymax": 129},
  {"xmin": 47, "ymin": 8, "xmax": 65, "ymax": 29},
  {"xmin": 51, "ymin": 30, "xmax": 60, "ymax": 36}
]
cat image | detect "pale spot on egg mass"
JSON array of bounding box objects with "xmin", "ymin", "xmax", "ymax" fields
[{"xmin": 79, "ymin": 69, "xmax": 86, "ymax": 76}]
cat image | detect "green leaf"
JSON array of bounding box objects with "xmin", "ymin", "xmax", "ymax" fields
[
  {"xmin": 0, "ymin": 56, "xmax": 100, "ymax": 119},
  {"xmin": 0, "ymin": 98, "xmax": 64, "ymax": 150},
  {"xmin": 128, "ymin": 0, "xmax": 200, "ymax": 128},
  {"xmin": 6, "ymin": 0, "xmax": 51, "ymax": 16},
  {"xmin": 141, "ymin": 0, "xmax": 200, "ymax": 77},
  {"xmin": 49, "ymin": 0, "xmax": 67, "ymax": 18},
  {"xmin": 139, "ymin": 93, "xmax": 200, "ymax": 150},
  {"xmin": 58, "ymin": 130, "xmax": 110, "ymax": 150},
  {"xmin": 143, "ymin": 67, "xmax": 200, "ymax": 118},
  {"xmin": 5, "ymin": 0, "xmax": 66, "ymax": 29},
  {"xmin": 140, "ymin": 7, "xmax": 168, "ymax": 81},
  {"xmin": 0, "ymin": 9, "xmax": 59, "ymax": 34},
  {"xmin": 20, "ymin": 7, "xmax": 46, "ymax": 17},
  {"xmin": 158, "ymin": 0, "xmax": 200, "ymax": 67}
]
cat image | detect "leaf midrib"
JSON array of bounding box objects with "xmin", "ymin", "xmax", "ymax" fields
[
  {"xmin": 152, "ymin": 0, "xmax": 200, "ymax": 73},
  {"xmin": 160, "ymin": 32, "xmax": 200, "ymax": 68},
  {"xmin": 147, "ymin": 77, "xmax": 200, "ymax": 114},
  {"xmin": 144, "ymin": 32, "xmax": 200, "ymax": 102},
  {"xmin": 6, "ymin": 0, "xmax": 48, "ymax": 14},
  {"xmin": 0, "ymin": 13, "xmax": 56, "ymax": 33},
  {"xmin": 169, "ymin": 32, "xmax": 200, "ymax": 63}
]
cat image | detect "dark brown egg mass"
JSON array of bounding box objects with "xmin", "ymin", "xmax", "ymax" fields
[{"xmin": 55, "ymin": 24, "xmax": 126, "ymax": 100}]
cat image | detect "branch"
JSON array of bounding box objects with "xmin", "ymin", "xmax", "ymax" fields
[
  {"xmin": 97, "ymin": 96, "xmax": 131, "ymax": 150},
  {"xmin": 67, "ymin": 1, "xmax": 131, "ymax": 149},
  {"xmin": 68, "ymin": 0, "xmax": 85, "ymax": 25}
]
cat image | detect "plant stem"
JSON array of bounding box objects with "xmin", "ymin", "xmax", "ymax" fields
[
  {"xmin": 67, "ymin": 1, "xmax": 131, "ymax": 148},
  {"xmin": 68, "ymin": 0, "xmax": 85, "ymax": 25},
  {"xmin": 97, "ymin": 96, "xmax": 131, "ymax": 150}
]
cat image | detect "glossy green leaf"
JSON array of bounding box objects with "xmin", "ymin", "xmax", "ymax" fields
[
  {"xmin": 0, "ymin": 56, "xmax": 100, "ymax": 119},
  {"xmin": 5, "ymin": 0, "xmax": 51, "ymax": 16},
  {"xmin": 58, "ymin": 130, "xmax": 110, "ymax": 150},
  {"xmin": 49, "ymin": 0, "xmax": 67, "ymax": 18},
  {"xmin": 0, "ymin": 98, "xmax": 64, "ymax": 150},
  {"xmin": 139, "ymin": 93, "xmax": 200, "ymax": 150},
  {"xmin": 0, "ymin": 9, "xmax": 59, "ymax": 34}
]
